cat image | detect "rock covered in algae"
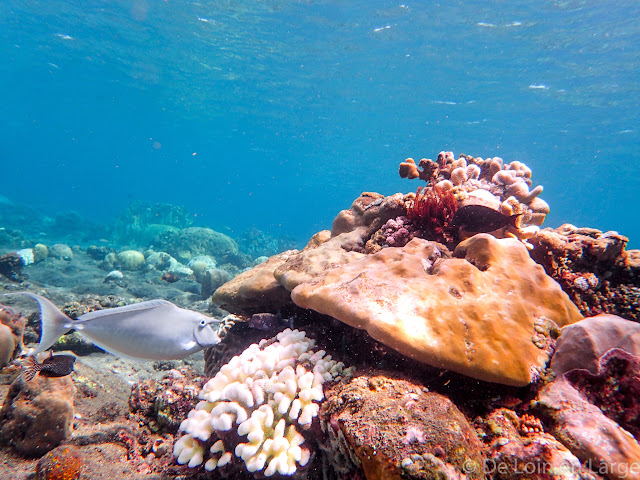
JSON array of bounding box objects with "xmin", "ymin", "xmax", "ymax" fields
[
  {"xmin": 319, "ymin": 370, "xmax": 485, "ymax": 480},
  {"xmin": 529, "ymin": 224, "xmax": 640, "ymax": 321},
  {"xmin": 292, "ymin": 234, "xmax": 583, "ymax": 386},
  {"xmin": 35, "ymin": 445, "xmax": 83, "ymax": 480},
  {"xmin": 212, "ymin": 249, "xmax": 296, "ymax": 315},
  {"xmin": 476, "ymin": 408, "xmax": 593, "ymax": 480},
  {"xmin": 0, "ymin": 374, "xmax": 75, "ymax": 456},
  {"xmin": 535, "ymin": 376, "xmax": 640, "ymax": 480},
  {"xmin": 551, "ymin": 314, "xmax": 640, "ymax": 376}
]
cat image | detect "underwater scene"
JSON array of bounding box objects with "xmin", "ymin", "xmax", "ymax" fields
[{"xmin": 0, "ymin": 0, "xmax": 639, "ymax": 479}]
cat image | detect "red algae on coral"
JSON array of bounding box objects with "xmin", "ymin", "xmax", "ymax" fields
[{"xmin": 406, "ymin": 186, "xmax": 459, "ymax": 246}]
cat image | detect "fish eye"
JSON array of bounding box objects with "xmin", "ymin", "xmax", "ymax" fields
[{"xmin": 200, "ymin": 319, "xmax": 207, "ymax": 327}]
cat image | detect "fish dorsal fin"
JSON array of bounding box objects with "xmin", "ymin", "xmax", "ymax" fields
[{"xmin": 78, "ymin": 299, "xmax": 177, "ymax": 322}]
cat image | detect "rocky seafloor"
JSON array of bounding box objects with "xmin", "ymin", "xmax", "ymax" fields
[{"xmin": 0, "ymin": 151, "xmax": 639, "ymax": 480}]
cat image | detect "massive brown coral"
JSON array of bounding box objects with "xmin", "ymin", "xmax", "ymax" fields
[{"xmin": 291, "ymin": 234, "xmax": 583, "ymax": 386}]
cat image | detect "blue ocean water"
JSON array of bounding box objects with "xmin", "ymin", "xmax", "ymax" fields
[{"xmin": 1, "ymin": 0, "xmax": 638, "ymax": 247}]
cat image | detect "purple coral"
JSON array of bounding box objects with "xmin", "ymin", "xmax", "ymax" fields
[{"xmin": 379, "ymin": 216, "xmax": 416, "ymax": 248}]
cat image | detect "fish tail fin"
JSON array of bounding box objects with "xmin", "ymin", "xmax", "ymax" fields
[
  {"xmin": 23, "ymin": 356, "xmax": 40, "ymax": 381},
  {"xmin": 3, "ymin": 292, "xmax": 73, "ymax": 355},
  {"xmin": 509, "ymin": 213, "xmax": 522, "ymax": 229}
]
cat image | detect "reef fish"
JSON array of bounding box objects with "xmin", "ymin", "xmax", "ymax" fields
[
  {"xmin": 24, "ymin": 352, "xmax": 76, "ymax": 381},
  {"xmin": 4, "ymin": 292, "xmax": 223, "ymax": 360},
  {"xmin": 451, "ymin": 205, "xmax": 520, "ymax": 233},
  {"xmin": 248, "ymin": 312, "xmax": 293, "ymax": 331}
]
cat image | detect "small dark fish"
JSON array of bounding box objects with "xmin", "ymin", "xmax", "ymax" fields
[
  {"xmin": 161, "ymin": 272, "xmax": 180, "ymax": 283},
  {"xmin": 248, "ymin": 312, "xmax": 292, "ymax": 331},
  {"xmin": 23, "ymin": 353, "xmax": 76, "ymax": 381},
  {"xmin": 451, "ymin": 205, "xmax": 520, "ymax": 233}
]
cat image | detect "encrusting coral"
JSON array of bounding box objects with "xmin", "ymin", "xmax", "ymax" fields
[{"xmin": 173, "ymin": 328, "xmax": 352, "ymax": 476}]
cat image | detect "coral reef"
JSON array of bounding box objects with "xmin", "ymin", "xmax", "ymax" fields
[
  {"xmin": 529, "ymin": 224, "xmax": 640, "ymax": 321},
  {"xmin": 236, "ymin": 228, "xmax": 299, "ymax": 259},
  {"xmin": 0, "ymin": 374, "xmax": 75, "ymax": 456},
  {"xmin": 173, "ymin": 328, "xmax": 352, "ymax": 476},
  {"xmin": 292, "ymin": 234, "xmax": 582, "ymax": 386},
  {"xmin": 399, "ymin": 152, "xmax": 549, "ymax": 233},
  {"xmin": 319, "ymin": 370, "xmax": 485, "ymax": 480},
  {"xmin": 113, "ymin": 201, "xmax": 193, "ymax": 246}
]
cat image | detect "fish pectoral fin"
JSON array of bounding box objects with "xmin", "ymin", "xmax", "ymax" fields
[
  {"xmin": 181, "ymin": 340, "xmax": 198, "ymax": 351},
  {"xmin": 23, "ymin": 356, "xmax": 40, "ymax": 381}
]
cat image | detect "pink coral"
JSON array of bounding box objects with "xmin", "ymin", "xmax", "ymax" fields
[{"xmin": 379, "ymin": 216, "xmax": 416, "ymax": 248}]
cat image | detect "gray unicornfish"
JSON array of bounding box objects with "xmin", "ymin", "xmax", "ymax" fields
[{"xmin": 6, "ymin": 292, "xmax": 223, "ymax": 360}]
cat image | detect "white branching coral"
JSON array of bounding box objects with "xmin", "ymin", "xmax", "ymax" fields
[{"xmin": 173, "ymin": 328, "xmax": 352, "ymax": 476}]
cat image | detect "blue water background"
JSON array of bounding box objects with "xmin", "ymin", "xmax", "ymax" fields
[{"xmin": 1, "ymin": 0, "xmax": 638, "ymax": 247}]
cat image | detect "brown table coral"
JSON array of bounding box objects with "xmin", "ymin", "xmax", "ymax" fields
[{"xmin": 291, "ymin": 234, "xmax": 583, "ymax": 386}]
